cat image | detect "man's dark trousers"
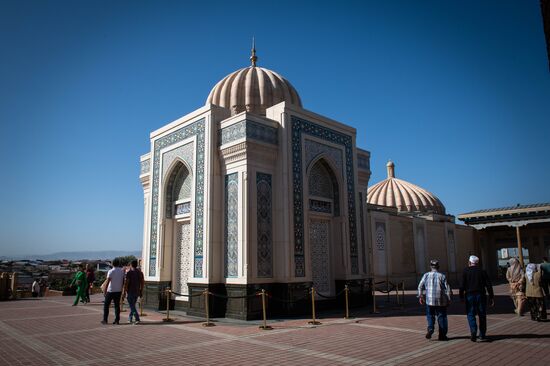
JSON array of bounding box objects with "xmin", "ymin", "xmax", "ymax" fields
[
  {"xmin": 426, "ymin": 305, "xmax": 448, "ymax": 337},
  {"xmin": 103, "ymin": 291, "xmax": 122, "ymax": 323},
  {"xmin": 466, "ymin": 293, "xmax": 487, "ymax": 337}
]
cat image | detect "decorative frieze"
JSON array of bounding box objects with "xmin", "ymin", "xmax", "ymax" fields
[{"xmin": 219, "ymin": 120, "xmax": 278, "ymax": 146}]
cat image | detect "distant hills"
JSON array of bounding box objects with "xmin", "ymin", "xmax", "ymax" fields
[{"xmin": 0, "ymin": 250, "xmax": 142, "ymax": 261}]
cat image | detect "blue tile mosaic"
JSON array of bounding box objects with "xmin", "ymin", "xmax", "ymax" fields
[
  {"xmin": 218, "ymin": 120, "xmax": 278, "ymax": 146},
  {"xmin": 149, "ymin": 118, "xmax": 205, "ymax": 277},
  {"xmin": 291, "ymin": 116, "xmax": 358, "ymax": 276},
  {"xmin": 256, "ymin": 172, "xmax": 273, "ymax": 278},
  {"xmin": 224, "ymin": 173, "xmax": 239, "ymax": 277}
]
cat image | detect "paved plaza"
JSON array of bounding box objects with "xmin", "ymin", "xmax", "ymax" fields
[{"xmin": 0, "ymin": 284, "xmax": 548, "ymax": 365}]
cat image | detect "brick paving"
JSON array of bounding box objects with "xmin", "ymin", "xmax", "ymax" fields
[{"xmin": 0, "ymin": 284, "xmax": 548, "ymax": 365}]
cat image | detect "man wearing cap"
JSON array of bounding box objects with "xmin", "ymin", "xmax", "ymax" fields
[
  {"xmin": 417, "ymin": 259, "xmax": 452, "ymax": 341},
  {"xmin": 459, "ymin": 255, "xmax": 494, "ymax": 342}
]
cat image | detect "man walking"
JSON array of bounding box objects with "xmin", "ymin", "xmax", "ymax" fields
[
  {"xmin": 459, "ymin": 255, "xmax": 494, "ymax": 342},
  {"xmin": 101, "ymin": 258, "xmax": 125, "ymax": 325},
  {"xmin": 124, "ymin": 259, "xmax": 144, "ymax": 324},
  {"xmin": 417, "ymin": 259, "xmax": 452, "ymax": 341}
]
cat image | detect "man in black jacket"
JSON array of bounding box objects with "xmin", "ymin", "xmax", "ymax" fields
[{"xmin": 459, "ymin": 255, "xmax": 494, "ymax": 342}]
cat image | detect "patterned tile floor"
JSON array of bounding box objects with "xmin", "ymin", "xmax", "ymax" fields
[{"xmin": 0, "ymin": 284, "xmax": 548, "ymax": 365}]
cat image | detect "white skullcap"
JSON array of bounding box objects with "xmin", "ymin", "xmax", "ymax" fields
[{"xmin": 469, "ymin": 255, "xmax": 479, "ymax": 264}]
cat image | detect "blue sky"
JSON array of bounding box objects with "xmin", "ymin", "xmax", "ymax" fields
[{"xmin": 1, "ymin": 0, "xmax": 549, "ymax": 256}]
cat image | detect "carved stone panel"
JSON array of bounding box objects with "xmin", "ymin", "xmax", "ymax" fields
[
  {"xmin": 310, "ymin": 219, "xmax": 331, "ymax": 295},
  {"xmin": 174, "ymin": 222, "xmax": 191, "ymax": 296}
]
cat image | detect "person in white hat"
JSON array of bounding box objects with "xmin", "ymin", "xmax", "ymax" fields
[
  {"xmin": 417, "ymin": 259, "xmax": 452, "ymax": 341},
  {"xmin": 459, "ymin": 255, "xmax": 494, "ymax": 342}
]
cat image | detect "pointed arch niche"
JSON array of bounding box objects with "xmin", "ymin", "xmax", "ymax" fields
[
  {"xmin": 306, "ymin": 157, "xmax": 344, "ymax": 296},
  {"xmin": 164, "ymin": 160, "xmax": 194, "ymax": 296}
]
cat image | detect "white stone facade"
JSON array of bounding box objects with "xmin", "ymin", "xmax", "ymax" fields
[{"xmin": 140, "ymin": 100, "xmax": 372, "ymax": 299}]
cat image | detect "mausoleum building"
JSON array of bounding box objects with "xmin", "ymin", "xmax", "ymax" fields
[{"xmin": 139, "ymin": 50, "xmax": 372, "ymax": 319}]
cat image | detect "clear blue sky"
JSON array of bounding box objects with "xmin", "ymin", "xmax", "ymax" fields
[{"xmin": 1, "ymin": 0, "xmax": 549, "ymax": 256}]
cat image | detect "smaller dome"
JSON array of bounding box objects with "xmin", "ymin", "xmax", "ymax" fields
[{"xmin": 367, "ymin": 161, "xmax": 446, "ymax": 215}]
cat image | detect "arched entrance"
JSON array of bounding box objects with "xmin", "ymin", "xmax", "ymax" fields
[
  {"xmin": 307, "ymin": 158, "xmax": 340, "ymax": 296},
  {"xmin": 165, "ymin": 161, "xmax": 193, "ymax": 296}
]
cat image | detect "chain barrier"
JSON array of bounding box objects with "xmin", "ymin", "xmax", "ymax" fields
[{"xmin": 155, "ymin": 282, "xmax": 401, "ymax": 326}]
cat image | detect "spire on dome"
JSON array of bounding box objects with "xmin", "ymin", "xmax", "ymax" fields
[
  {"xmin": 250, "ymin": 37, "xmax": 258, "ymax": 67},
  {"xmin": 386, "ymin": 160, "xmax": 395, "ymax": 178}
]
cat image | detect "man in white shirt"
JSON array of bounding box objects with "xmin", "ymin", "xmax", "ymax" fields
[{"xmin": 101, "ymin": 258, "xmax": 125, "ymax": 325}]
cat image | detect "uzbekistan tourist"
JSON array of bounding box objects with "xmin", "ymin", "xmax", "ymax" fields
[
  {"xmin": 39, "ymin": 279, "xmax": 48, "ymax": 297},
  {"xmin": 417, "ymin": 259, "xmax": 452, "ymax": 341},
  {"xmin": 540, "ymin": 257, "xmax": 550, "ymax": 299},
  {"xmin": 85, "ymin": 263, "xmax": 96, "ymax": 303},
  {"xmin": 124, "ymin": 259, "xmax": 145, "ymax": 325},
  {"xmin": 459, "ymin": 255, "xmax": 494, "ymax": 342},
  {"xmin": 506, "ymin": 257, "xmax": 526, "ymax": 316},
  {"xmin": 101, "ymin": 258, "xmax": 125, "ymax": 325},
  {"xmin": 525, "ymin": 263, "xmax": 547, "ymax": 322},
  {"xmin": 31, "ymin": 278, "xmax": 40, "ymax": 298},
  {"xmin": 70, "ymin": 264, "xmax": 88, "ymax": 306}
]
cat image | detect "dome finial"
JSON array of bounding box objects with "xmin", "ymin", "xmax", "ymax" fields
[
  {"xmin": 250, "ymin": 37, "xmax": 258, "ymax": 67},
  {"xmin": 386, "ymin": 160, "xmax": 395, "ymax": 178}
]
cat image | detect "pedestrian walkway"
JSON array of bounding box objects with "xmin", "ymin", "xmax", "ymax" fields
[{"xmin": 0, "ymin": 284, "xmax": 548, "ymax": 365}]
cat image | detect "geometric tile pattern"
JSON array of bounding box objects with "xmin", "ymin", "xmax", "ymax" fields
[
  {"xmin": 375, "ymin": 222, "xmax": 385, "ymax": 251},
  {"xmin": 174, "ymin": 222, "xmax": 191, "ymax": 296},
  {"xmin": 359, "ymin": 192, "xmax": 367, "ymax": 274},
  {"xmin": 292, "ymin": 116, "xmax": 358, "ymax": 277},
  {"xmin": 140, "ymin": 158, "xmax": 151, "ymax": 175},
  {"xmin": 165, "ymin": 163, "xmax": 192, "ymax": 218},
  {"xmin": 218, "ymin": 119, "xmax": 278, "ymax": 146},
  {"xmin": 310, "ymin": 219, "xmax": 331, "ymax": 294},
  {"xmin": 304, "ymin": 139, "xmax": 343, "ymax": 177},
  {"xmin": 224, "ymin": 173, "xmax": 239, "ymax": 278},
  {"xmin": 309, "ymin": 199, "xmax": 332, "ymax": 214},
  {"xmin": 256, "ymin": 172, "xmax": 273, "ymax": 278},
  {"xmin": 308, "ymin": 162, "xmax": 334, "ymax": 199},
  {"xmin": 149, "ymin": 118, "xmax": 205, "ymax": 277}
]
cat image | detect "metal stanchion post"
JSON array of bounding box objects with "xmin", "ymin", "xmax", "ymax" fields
[
  {"xmin": 401, "ymin": 281, "xmax": 405, "ymax": 307},
  {"xmin": 308, "ymin": 288, "xmax": 321, "ymax": 325},
  {"xmin": 259, "ymin": 289, "xmax": 272, "ymax": 330},
  {"xmin": 372, "ymin": 281, "xmax": 379, "ymax": 314},
  {"xmin": 140, "ymin": 297, "xmax": 147, "ymax": 317},
  {"xmin": 202, "ymin": 290, "xmax": 215, "ymax": 327},
  {"xmin": 386, "ymin": 281, "xmax": 390, "ymax": 303},
  {"xmin": 396, "ymin": 283, "xmax": 400, "ymax": 305},
  {"xmin": 162, "ymin": 287, "xmax": 173, "ymax": 322},
  {"xmin": 344, "ymin": 285, "xmax": 350, "ymax": 319}
]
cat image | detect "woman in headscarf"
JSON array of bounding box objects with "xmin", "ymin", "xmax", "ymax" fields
[
  {"xmin": 525, "ymin": 263, "xmax": 547, "ymax": 321},
  {"xmin": 506, "ymin": 258, "xmax": 525, "ymax": 316}
]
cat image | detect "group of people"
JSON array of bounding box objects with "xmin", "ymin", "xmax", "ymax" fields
[
  {"xmin": 70, "ymin": 259, "xmax": 144, "ymax": 325},
  {"xmin": 31, "ymin": 278, "xmax": 48, "ymax": 298},
  {"xmin": 101, "ymin": 258, "xmax": 144, "ymax": 325},
  {"xmin": 417, "ymin": 255, "xmax": 493, "ymax": 342},
  {"xmin": 70, "ymin": 263, "xmax": 95, "ymax": 305},
  {"xmin": 506, "ymin": 256, "xmax": 549, "ymax": 322},
  {"xmin": 418, "ymin": 254, "xmax": 549, "ymax": 343}
]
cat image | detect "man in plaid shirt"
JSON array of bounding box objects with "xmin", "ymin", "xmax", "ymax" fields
[{"xmin": 417, "ymin": 259, "xmax": 452, "ymax": 341}]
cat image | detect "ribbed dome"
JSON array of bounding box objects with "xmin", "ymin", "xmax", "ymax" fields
[
  {"xmin": 206, "ymin": 66, "xmax": 302, "ymax": 116},
  {"xmin": 367, "ymin": 161, "xmax": 446, "ymax": 215}
]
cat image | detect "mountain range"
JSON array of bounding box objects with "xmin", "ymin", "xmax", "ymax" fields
[{"xmin": 0, "ymin": 250, "xmax": 142, "ymax": 261}]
